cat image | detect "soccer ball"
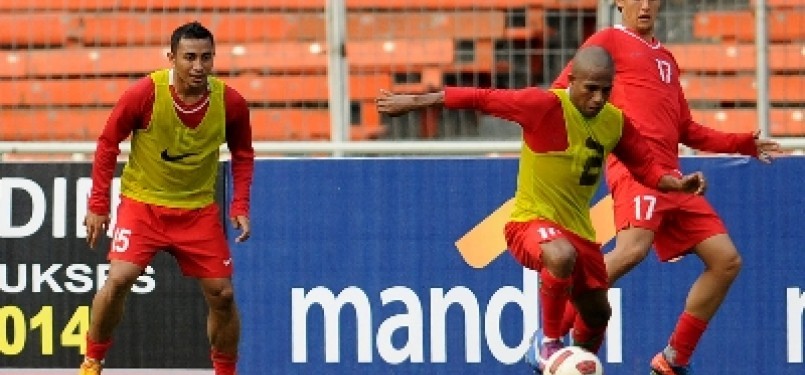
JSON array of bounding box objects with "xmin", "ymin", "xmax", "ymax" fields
[{"xmin": 543, "ymin": 346, "xmax": 604, "ymax": 375}]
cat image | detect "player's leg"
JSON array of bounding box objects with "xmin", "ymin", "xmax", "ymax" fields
[
  {"xmin": 200, "ymin": 277, "xmax": 240, "ymax": 375},
  {"xmin": 506, "ymin": 220, "xmax": 577, "ymax": 372},
  {"xmin": 571, "ymin": 289, "xmax": 611, "ymax": 353},
  {"xmin": 80, "ymin": 260, "xmax": 144, "ymax": 374},
  {"xmin": 170, "ymin": 203, "xmax": 239, "ymax": 375},
  {"xmin": 568, "ymin": 233, "xmax": 610, "ymax": 354},
  {"xmin": 650, "ymin": 198, "xmax": 734, "ymax": 375},
  {"xmin": 81, "ymin": 197, "xmax": 162, "ymax": 374}
]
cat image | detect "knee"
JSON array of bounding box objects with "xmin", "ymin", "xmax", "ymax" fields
[
  {"xmin": 542, "ymin": 244, "xmax": 577, "ymax": 277},
  {"xmin": 716, "ymin": 252, "xmax": 742, "ymax": 280},
  {"xmin": 205, "ymin": 284, "xmax": 236, "ymax": 311},
  {"xmin": 102, "ymin": 274, "xmax": 138, "ymax": 298}
]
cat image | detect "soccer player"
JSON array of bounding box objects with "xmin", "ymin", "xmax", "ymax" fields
[
  {"xmin": 376, "ymin": 46, "xmax": 707, "ymax": 374},
  {"xmin": 79, "ymin": 22, "xmax": 254, "ymax": 375},
  {"xmin": 550, "ymin": 1, "xmax": 782, "ymax": 374}
]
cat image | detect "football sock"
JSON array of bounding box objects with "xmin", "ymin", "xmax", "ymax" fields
[
  {"xmin": 559, "ymin": 299, "xmax": 577, "ymax": 337},
  {"xmin": 667, "ymin": 311, "xmax": 708, "ymax": 366},
  {"xmin": 85, "ymin": 335, "xmax": 113, "ymax": 362},
  {"xmin": 211, "ymin": 348, "xmax": 238, "ymax": 375},
  {"xmin": 539, "ymin": 269, "xmax": 572, "ymax": 339},
  {"xmin": 572, "ymin": 314, "xmax": 606, "ymax": 353}
]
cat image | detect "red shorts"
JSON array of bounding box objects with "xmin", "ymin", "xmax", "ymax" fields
[
  {"xmin": 108, "ymin": 196, "xmax": 233, "ymax": 278},
  {"xmin": 610, "ymin": 175, "xmax": 728, "ymax": 262},
  {"xmin": 505, "ymin": 219, "xmax": 608, "ymax": 295}
]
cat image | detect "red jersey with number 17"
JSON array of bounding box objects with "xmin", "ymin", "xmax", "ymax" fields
[{"xmin": 552, "ymin": 26, "xmax": 757, "ymax": 182}]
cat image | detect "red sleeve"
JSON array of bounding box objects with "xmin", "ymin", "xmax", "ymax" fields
[
  {"xmin": 223, "ymin": 86, "xmax": 255, "ymax": 217},
  {"xmin": 677, "ymin": 90, "xmax": 758, "ymax": 156},
  {"xmin": 551, "ymin": 29, "xmax": 615, "ymax": 89},
  {"xmin": 88, "ymin": 77, "xmax": 154, "ymax": 215},
  {"xmin": 444, "ymin": 86, "xmax": 556, "ymax": 131},
  {"xmin": 612, "ymin": 116, "xmax": 674, "ymax": 188}
]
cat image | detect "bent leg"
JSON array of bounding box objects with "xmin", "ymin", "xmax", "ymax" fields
[
  {"xmin": 687, "ymin": 234, "xmax": 742, "ymax": 320},
  {"xmin": 86, "ymin": 260, "xmax": 144, "ymax": 359},
  {"xmin": 663, "ymin": 234, "xmax": 741, "ymax": 367},
  {"xmin": 571, "ymin": 289, "xmax": 611, "ymax": 353}
]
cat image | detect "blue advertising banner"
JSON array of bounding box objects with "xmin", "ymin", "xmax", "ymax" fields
[{"xmin": 231, "ymin": 156, "xmax": 805, "ymax": 375}]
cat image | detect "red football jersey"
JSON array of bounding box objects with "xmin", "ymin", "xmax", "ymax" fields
[{"xmin": 553, "ymin": 26, "xmax": 756, "ymax": 182}]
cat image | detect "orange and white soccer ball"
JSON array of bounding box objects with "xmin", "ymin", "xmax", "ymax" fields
[{"xmin": 543, "ymin": 346, "xmax": 604, "ymax": 375}]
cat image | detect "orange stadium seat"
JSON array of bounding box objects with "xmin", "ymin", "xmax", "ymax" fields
[
  {"xmin": 225, "ymin": 74, "xmax": 393, "ymax": 102},
  {"xmin": 0, "ymin": 51, "xmax": 27, "ymax": 78},
  {"xmin": 0, "ymin": 107, "xmax": 384, "ymax": 141},
  {"xmin": 750, "ymin": 0, "xmax": 805, "ymax": 8},
  {"xmin": 0, "ymin": 78, "xmax": 133, "ymax": 106},
  {"xmin": 81, "ymin": 10, "xmax": 507, "ymax": 46},
  {"xmin": 680, "ymin": 75, "xmax": 805, "ymax": 103},
  {"xmin": 80, "ymin": 13, "xmax": 321, "ymax": 46},
  {"xmin": 0, "ymin": 74, "xmax": 391, "ymax": 106},
  {"xmin": 347, "ymin": 11, "xmax": 507, "ymax": 40},
  {"xmin": 0, "ymin": 13, "xmax": 77, "ymax": 47},
  {"xmin": 0, "ymin": 0, "xmax": 562, "ymax": 11},
  {"xmin": 15, "ymin": 39, "xmax": 453, "ymax": 77},
  {"xmin": 691, "ymin": 108, "xmax": 805, "ymax": 136},
  {"xmin": 667, "ymin": 43, "xmax": 805, "ymax": 73},
  {"xmin": 694, "ymin": 10, "xmax": 805, "ymax": 42}
]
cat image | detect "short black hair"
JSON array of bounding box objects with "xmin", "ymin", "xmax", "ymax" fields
[{"xmin": 170, "ymin": 21, "xmax": 215, "ymax": 53}]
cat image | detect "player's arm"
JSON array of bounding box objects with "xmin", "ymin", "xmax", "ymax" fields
[
  {"xmin": 376, "ymin": 87, "xmax": 552, "ymax": 129},
  {"xmin": 85, "ymin": 78, "xmax": 152, "ymax": 248},
  {"xmin": 224, "ymin": 87, "xmax": 255, "ymax": 243},
  {"xmin": 678, "ymin": 89, "xmax": 780, "ymax": 162},
  {"xmin": 615, "ymin": 117, "xmax": 707, "ymax": 195}
]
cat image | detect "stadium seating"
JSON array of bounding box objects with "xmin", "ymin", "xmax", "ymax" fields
[
  {"xmin": 681, "ymin": 75, "xmax": 805, "ymax": 104},
  {"xmin": 667, "ymin": 43, "xmax": 804, "ymax": 73},
  {"xmin": 693, "ymin": 9, "xmax": 805, "ymax": 42},
  {"xmin": 0, "ymin": 0, "xmax": 801, "ymax": 144},
  {"xmin": 691, "ymin": 109, "xmax": 805, "ymax": 136}
]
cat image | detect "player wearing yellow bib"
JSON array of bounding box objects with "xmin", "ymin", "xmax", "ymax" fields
[
  {"xmin": 376, "ymin": 46, "xmax": 706, "ymax": 374},
  {"xmin": 80, "ymin": 22, "xmax": 254, "ymax": 375}
]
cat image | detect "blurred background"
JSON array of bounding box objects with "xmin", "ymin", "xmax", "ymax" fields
[{"xmin": 0, "ymin": 0, "xmax": 802, "ymax": 158}]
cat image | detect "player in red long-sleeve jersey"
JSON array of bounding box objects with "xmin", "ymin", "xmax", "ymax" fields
[
  {"xmin": 551, "ymin": 2, "xmax": 781, "ymax": 374},
  {"xmin": 79, "ymin": 22, "xmax": 254, "ymax": 375},
  {"xmin": 377, "ymin": 46, "xmax": 708, "ymax": 374}
]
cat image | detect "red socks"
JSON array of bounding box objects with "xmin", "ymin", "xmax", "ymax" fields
[
  {"xmin": 572, "ymin": 314, "xmax": 606, "ymax": 353},
  {"xmin": 539, "ymin": 269, "xmax": 573, "ymax": 339},
  {"xmin": 559, "ymin": 299, "xmax": 577, "ymax": 336},
  {"xmin": 85, "ymin": 335, "xmax": 113, "ymax": 362},
  {"xmin": 211, "ymin": 348, "xmax": 238, "ymax": 375},
  {"xmin": 668, "ymin": 312, "xmax": 708, "ymax": 366}
]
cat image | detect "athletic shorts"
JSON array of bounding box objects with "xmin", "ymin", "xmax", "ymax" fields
[
  {"xmin": 609, "ymin": 175, "xmax": 728, "ymax": 262},
  {"xmin": 108, "ymin": 196, "xmax": 233, "ymax": 278},
  {"xmin": 505, "ymin": 219, "xmax": 608, "ymax": 295}
]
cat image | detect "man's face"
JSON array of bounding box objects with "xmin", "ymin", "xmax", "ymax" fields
[
  {"xmin": 168, "ymin": 37, "xmax": 214, "ymax": 90},
  {"xmin": 568, "ymin": 68, "xmax": 614, "ymax": 118},
  {"xmin": 616, "ymin": 0, "xmax": 661, "ymax": 36}
]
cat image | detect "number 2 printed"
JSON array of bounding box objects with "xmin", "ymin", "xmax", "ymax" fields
[{"xmin": 633, "ymin": 195, "xmax": 657, "ymax": 221}]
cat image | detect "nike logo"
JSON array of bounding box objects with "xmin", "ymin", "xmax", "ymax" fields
[{"xmin": 160, "ymin": 149, "xmax": 197, "ymax": 162}]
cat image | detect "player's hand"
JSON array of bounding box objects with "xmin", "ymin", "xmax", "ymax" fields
[
  {"xmin": 83, "ymin": 212, "xmax": 110, "ymax": 249},
  {"xmin": 678, "ymin": 171, "xmax": 707, "ymax": 195},
  {"xmin": 230, "ymin": 215, "xmax": 251, "ymax": 243},
  {"xmin": 752, "ymin": 130, "xmax": 782, "ymax": 164},
  {"xmin": 375, "ymin": 89, "xmax": 419, "ymax": 117}
]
